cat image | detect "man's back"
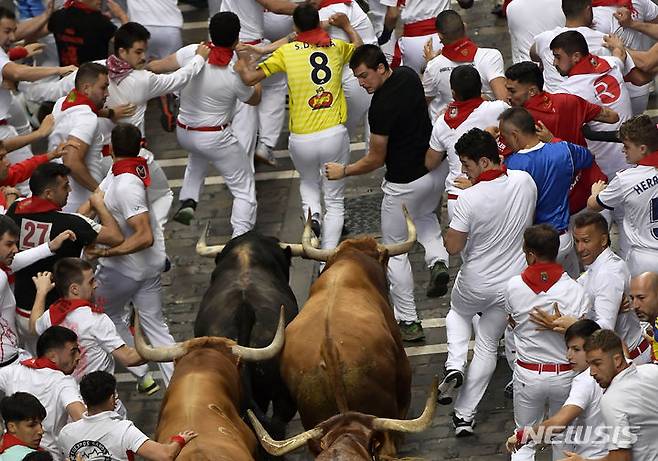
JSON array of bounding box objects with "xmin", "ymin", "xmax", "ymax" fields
[
  {"xmin": 507, "ymin": 0, "xmax": 564, "ymax": 64},
  {"xmin": 221, "ymin": 0, "xmax": 265, "ymax": 42},
  {"xmin": 319, "ymin": 3, "xmax": 377, "ymax": 45}
]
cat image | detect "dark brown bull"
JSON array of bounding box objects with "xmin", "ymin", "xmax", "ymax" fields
[{"xmin": 134, "ymin": 309, "xmax": 285, "ymax": 461}]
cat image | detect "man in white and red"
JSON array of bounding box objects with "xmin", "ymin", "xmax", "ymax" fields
[
  {"xmin": 531, "ymin": 0, "xmax": 612, "ymax": 94},
  {"xmin": 504, "ymin": 61, "xmax": 620, "ymax": 214},
  {"xmin": 48, "ymin": 62, "xmax": 110, "ymax": 214},
  {"xmin": 506, "ymin": 0, "xmax": 564, "ymax": 64},
  {"xmin": 83, "ymin": 124, "xmax": 176, "ymax": 388},
  {"xmin": 28, "ymin": 258, "xmax": 149, "ymax": 384},
  {"xmin": 423, "ymin": 9, "xmax": 507, "ymax": 122},
  {"xmin": 437, "ymin": 128, "xmax": 537, "ymax": 437},
  {"xmin": 220, "ymin": 0, "xmax": 297, "ymax": 165},
  {"xmin": 0, "ymin": 325, "xmax": 85, "ymax": 461},
  {"xmin": 588, "ymin": 115, "xmax": 658, "ymax": 277},
  {"xmin": 505, "ymin": 224, "xmax": 591, "ymax": 461},
  {"xmin": 427, "ymin": 65, "xmax": 509, "ymax": 220},
  {"xmin": 591, "ymin": 0, "xmax": 658, "ymax": 115}
]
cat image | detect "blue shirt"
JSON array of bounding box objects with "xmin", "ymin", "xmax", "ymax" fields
[{"xmin": 505, "ymin": 141, "xmax": 592, "ymax": 231}]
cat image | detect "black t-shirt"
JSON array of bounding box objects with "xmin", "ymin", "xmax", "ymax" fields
[
  {"xmin": 48, "ymin": 8, "xmax": 116, "ymax": 66},
  {"xmin": 368, "ymin": 66, "xmax": 431, "ymax": 184},
  {"xmin": 6, "ymin": 203, "xmax": 99, "ymax": 311}
]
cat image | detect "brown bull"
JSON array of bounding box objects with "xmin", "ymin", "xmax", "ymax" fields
[
  {"xmin": 267, "ymin": 209, "xmax": 433, "ymax": 459},
  {"xmin": 134, "ymin": 309, "xmax": 286, "ymax": 461}
]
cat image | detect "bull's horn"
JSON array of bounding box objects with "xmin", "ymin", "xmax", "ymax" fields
[
  {"xmin": 134, "ymin": 311, "xmax": 189, "ymax": 362},
  {"xmin": 301, "ymin": 212, "xmax": 334, "ymax": 262},
  {"xmin": 371, "ymin": 375, "xmax": 438, "ymax": 433},
  {"xmin": 279, "ymin": 243, "xmax": 304, "ymax": 257},
  {"xmin": 379, "ymin": 206, "xmax": 417, "ymax": 257},
  {"xmin": 231, "ymin": 306, "xmax": 285, "ymax": 361},
  {"xmin": 196, "ymin": 221, "xmax": 226, "ymax": 257},
  {"xmin": 247, "ymin": 409, "xmax": 323, "ymax": 456}
]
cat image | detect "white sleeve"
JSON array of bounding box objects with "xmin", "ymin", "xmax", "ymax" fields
[
  {"xmin": 93, "ymin": 314, "xmax": 126, "ymax": 354},
  {"xmin": 17, "ymin": 72, "xmax": 76, "ymax": 103},
  {"xmin": 379, "ymin": 0, "xmax": 397, "ymax": 6},
  {"xmin": 450, "ymin": 195, "xmax": 471, "ymax": 233},
  {"xmin": 589, "ymin": 272, "xmax": 625, "ymax": 330},
  {"xmin": 231, "ymin": 70, "xmax": 257, "ymax": 103},
  {"xmin": 58, "ymin": 376, "xmax": 84, "ymax": 409},
  {"xmin": 596, "ymin": 174, "xmax": 626, "ymax": 210},
  {"xmin": 601, "ymin": 399, "xmax": 634, "ymax": 450},
  {"xmin": 121, "ymin": 421, "xmax": 150, "ymax": 453},
  {"xmin": 35, "ymin": 313, "xmax": 52, "ymax": 336},
  {"xmin": 175, "ymin": 44, "xmax": 198, "ymax": 68},
  {"xmin": 429, "ymin": 122, "xmax": 447, "ymax": 152},
  {"xmin": 119, "ymin": 180, "xmax": 149, "ymax": 220},
  {"xmin": 69, "ymin": 112, "xmax": 99, "ymax": 145},
  {"xmin": 10, "ymin": 243, "xmax": 54, "ymax": 272},
  {"xmin": 0, "ymin": 366, "xmax": 9, "ymax": 392},
  {"xmin": 638, "ymin": 0, "xmax": 658, "ymax": 21},
  {"xmin": 480, "ymin": 49, "xmax": 506, "ymax": 83},
  {"xmin": 0, "ymin": 52, "xmax": 10, "ymax": 85},
  {"xmin": 145, "ymin": 55, "xmax": 205, "ymax": 100},
  {"xmin": 563, "ymin": 375, "xmax": 594, "ymax": 411},
  {"xmin": 422, "ymin": 61, "xmax": 439, "ymax": 98}
]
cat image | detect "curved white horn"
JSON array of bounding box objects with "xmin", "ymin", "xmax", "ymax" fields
[
  {"xmin": 279, "ymin": 243, "xmax": 305, "ymax": 257},
  {"xmin": 134, "ymin": 311, "xmax": 189, "ymax": 362},
  {"xmin": 247, "ymin": 409, "xmax": 323, "ymax": 456},
  {"xmin": 301, "ymin": 212, "xmax": 334, "ymax": 262},
  {"xmin": 196, "ymin": 221, "xmax": 226, "ymax": 257},
  {"xmin": 232, "ymin": 306, "xmax": 286, "ymax": 361},
  {"xmin": 372, "ymin": 375, "xmax": 438, "ymax": 433},
  {"xmin": 379, "ymin": 206, "xmax": 417, "ymax": 257}
]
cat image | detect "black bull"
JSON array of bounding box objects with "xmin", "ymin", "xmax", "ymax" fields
[{"xmin": 194, "ymin": 231, "xmax": 299, "ymax": 439}]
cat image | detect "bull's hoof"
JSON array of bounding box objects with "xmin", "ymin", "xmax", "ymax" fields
[{"xmin": 398, "ymin": 321, "xmax": 425, "ymax": 342}]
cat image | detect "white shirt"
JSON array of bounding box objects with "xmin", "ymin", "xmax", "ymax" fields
[
  {"xmin": 423, "ymin": 48, "xmax": 505, "ymax": 121},
  {"xmin": 533, "ymin": 26, "xmax": 612, "ymax": 93},
  {"xmin": 506, "ymin": 273, "xmax": 592, "ymax": 364},
  {"xmin": 127, "ymin": 0, "xmax": 183, "ymax": 28},
  {"xmin": 600, "ymin": 363, "xmax": 658, "ymax": 460},
  {"xmin": 221, "ymin": 0, "xmax": 265, "ymax": 42},
  {"xmin": 0, "ymin": 49, "xmax": 12, "ymax": 121},
  {"xmin": 450, "ymin": 170, "xmax": 537, "ymax": 292},
  {"xmin": 319, "ymin": 3, "xmax": 377, "ymax": 46},
  {"xmin": 0, "ymin": 363, "xmax": 83, "ymax": 461},
  {"xmin": 35, "ymin": 306, "xmax": 125, "ymax": 382},
  {"xmin": 578, "ymin": 247, "xmax": 643, "ymax": 350},
  {"xmin": 98, "ymin": 171, "xmax": 165, "ymax": 281},
  {"xmin": 176, "ymin": 44, "xmax": 255, "ymax": 127},
  {"xmin": 597, "ymin": 164, "xmax": 658, "ymax": 253},
  {"xmin": 429, "ymin": 100, "xmax": 510, "ymax": 195},
  {"xmin": 507, "ymin": 0, "xmax": 564, "ymax": 64},
  {"xmin": 380, "ymin": 0, "xmax": 449, "ymax": 25},
  {"xmin": 558, "ymin": 55, "xmax": 632, "ymax": 178},
  {"xmin": 368, "ymin": 0, "xmax": 388, "ymax": 36},
  {"xmin": 58, "ymin": 411, "xmax": 149, "ymax": 461},
  {"xmin": 562, "ymin": 369, "xmax": 607, "ymax": 459},
  {"xmin": 106, "ymin": 55, "xmax": 206, "ymax": 135},
  {"xmin": 49, "ymin": 96, "xmax": 104, "ymax": 212}
]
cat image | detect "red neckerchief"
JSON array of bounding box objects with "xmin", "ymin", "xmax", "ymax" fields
[
  {"xmin": 14, "ymin": 196, "xmax": 61, "ymax": 215},
  {"xmin": 0, "ymin": 264, "xmax": 14, "ymax": 286},
  {"xmin": 208, "ymin": 42, "xmax": 234, "ymax": 67},
  {"xmin": 474, "ymin": 165, "xmax": 507, "ymax": 184},
  {"xmin": 568, "ymin": 54, "xmax": 612, "ymax": 77},
  {"xmin": 112, "ymin": 157, "xmax": 151, "ymax": 187},
  {"xmin": 106, "ymin": 54, "xmax": 133, "ymax": 84},
  {"xmin": 592, "ymin": 0, "xmax": 636, "ymax": 14},
  {"xmin": 64, "ymin": 0, "xmax": 97, "ymax": 13},
  {"xmin": 296, "ymin": 28, "xmax": 332, "ymax": 47},
  {"xmin": 49, "ymin": 298, "xmax": 104, "ymax": 326},
  {"xmin": 441, "ymin": 38, "xmax": 479, "ymax": 63},
  {"xmin": 638, "ymin": 150, "xmax": 658, "ymax": 167},
  {"xmin": 521, "ymin": 262, "xmax": 565, "ymax": 294},
  {"xmin": 397, "ymin": 0, "xmax": 405, "ymax": 6},
  {"xmin": 61, "ymin": 89, "xmax": 99, "ymax": 116},
  {"xmin": 0, "ymin": 433, "xmax": 37, "ymax": 454},
  {"xmin": 444, "ymin": 97, "xmax": 484, "ymax": 129},
  {"xmin": 320, "ymin": 0, "xmax": 351, "ymax": 6},
  {"xmin": 524, "ymin": 92, "xmax": 555, "ymax": 114},
  {"xmin": 20, "ymin": 358, "xmax": 60, "ymax": 371}
]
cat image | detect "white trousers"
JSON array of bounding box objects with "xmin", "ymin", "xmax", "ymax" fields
[
  {"xmin": 558, "ymin": 231, "xmax": 579, "ymax": 278},
  {"xmin": 512, "ymin": 366, "xmax": 575, "ymax": 461},
  {"xmin": 396, "ymin": 34, "xmax": 441, "ymax": 75},
  {"xmin": 342, "ymin": 66, "xmax": 372, "ymax": 143},
  {"xmin": 95, "ymin": 266, "xmax": 174, "ymax": 385},
  {"xmin": 445, "ymin": 287, "xmax": 509, "ymax": 421},
  {"xmin": 381, "ymin": 162, "xmax": 450, "ymax": 322},
  {"xmin": 208, "ymin": 0, "xmax": 222, "ymax": 17},
  {"xmin": 177, "ymin": 127, "xmax": 257, "ymax": 238},
  {"xmin": 627, "ymin": 247, "xmax": 658, "ymax": 277},
  {"xmin": 144, "ymin": 25, "xmax": 183, "ymax": 60},
  {"xmin": 0, "ymin": 124, "xmax": 33, "ymax": 195},
  {"xmin": 630, "ymin": 91, "xmax": 650, "ymax": 116},
  {"xmin": 289, "ymin": 124, "xmax": 349, "ymax": 250},
  {"xmin": 16, "ymin": 314, "xmax": 37, "ymax": 357}
]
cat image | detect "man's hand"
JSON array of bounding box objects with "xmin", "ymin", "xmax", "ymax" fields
[
  {"xmin": 603, "ymin": 34, "xmax": 626, "ymax": 54},
  {"xmin": 424, "ymin": 38, "xmax": 441, "ymax": 62},
  {"xmin": 529, "ymin": 303, "xmax": 577, "ymax": 333},
  {"xmin": 58, "ymin": 65, "xmax": 77, "ymax": 76},
  {"xmin": 177, "ymin": 430, "xmax": 198, "ymax": 444},
  {"xmin": 89, "ymin": 188, "xmax": 106, "ymax": 211},
  {"xmin": 535, "ymin": 120, "xmax": 554, "ymax": 143},
  {"xmin": 35, "ymin": 114, "xmax": 55, "ymax": 138},
  {"xmin": 48, "ymin": 139, "xmax": 82, "ymax": 161},
  {"xmin": 111, "ymin": 103, "xmax": 137, "ymax": 121},
  {"xmin": 506, "ymin": 433, "xmax": 520, "ymax": 453},
  {"xmin": 324, "ymin": 162, "xmax": 347, "ymax": 180},
  {"xmin": 558, "ymin": 451, "xmax": 585, "ymax": 461},
  {"xmin": 328, "ymin": 13, "xmax": 351, "ymax": 30},
  {"xmin": 485, "ymin": 125, "xmax": 500, "ymax": 138},
  {"xmin": 195, "ymin": 42, "xmax": 211, "ymax": 60},
  {"xmin": 48, "ymin": 230, "xmax": 76, "ymax": 252},
  {"xmin": 84, "ymin": 245, "xmax": 106, "ymax": 260},
  {"xmin": 24, "ymin": 43, "xmax": 45, "ymax": 58},
  {"xmin": 32, "ymin": 271, "xmax": 55, "ymax": 295},
  {"xmin": 619, "ymin": 295, "xmax": 631, "ymax": 313},
  {"xmin": 454, "ymin": 176, "xmax": 473, "ymax": 190},
  {"xmin": 106, "ymin": 0, "xmax": 129, "ymax": 22},
  {"xmin": 591, "ymin": 180, "xmax": 607, "ymax": 196},
  {"xmin": 614, "ymin": 7, "xmax": 633, "ymax": 28}
]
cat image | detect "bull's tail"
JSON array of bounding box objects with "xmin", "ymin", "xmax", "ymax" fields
[{"xmin": 319, "ymin": 304, "xmax": 350, "ymax": 414}]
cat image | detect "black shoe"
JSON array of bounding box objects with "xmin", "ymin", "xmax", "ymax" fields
[
  {"xmin": 491, "ymin": 3, "xmax": 506, "ymax": 18},
  {"xmin": 310, "ymin": 213, "xmax": 321, "ymax": 239},
  {"xmin": 437, "ymin": 369, "xmax": 464, "ymax": 405},
  {"xmin": 163, "ymin": 257, "xmax": 172, "ymax": 273},
  {"xmin": 426, "ymin": 261, "xmax": 450, "ymax": 298},
  {"xmin": 173, "ymin": 199, "xmax": 197, "ymax": 226},
  {"xmin": 452, "ymin": 413, "xmax": 475, "ymax": 437},
  {"xmin": 398, "ymin": 321, "xmax": 425, "ymax": 342},
  {"xmin": 504, "ymin": 380, "xmax": 514, "ymax": 400}
]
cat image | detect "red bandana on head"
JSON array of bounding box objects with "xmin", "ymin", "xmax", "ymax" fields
[
  {"xmin": 521, "ymin": 262, "xmax": 565, "ymax": 294},
  {"xmin": 106, "ymin": 54, "xmax": 134, "ymax": 84},
  {"xmin": 14, "ymin": 196, "xmax": 61, "ymax": 215},
  {"xmin": 474, "ymin": 165, "xmax": 507, "ymax": 184},
  {"xmin": 0, "ymin": 433, "xmax": 38, "ymax": 454},
  {"xmin": 208, "ymin": 42, "xmax": 234, "ymax": 67},
  {"xmin": 441, "ymin": 38, "xmax": 479, "ymax": 63},
  {"xmin": 568, "ymin": 54, "xmax": 612, "ymax": 77},
  {"xmin": 638, "ymin": 150, "xmax": 658, "ymax": 167},
  {"xmin": 524, "ymin": 92, "xmax": 555, "ymax": 114},
  {"xmin": 20, "ymin": 358, "xmax": 60, "ymax": 371},
  {"xmin": 61, "ymin": 89, "xmax": 99, "ymax": 116},
  {"xmin": 112, "ymin": 157, "xmax": 151, "ymax": 187},
  {"xmin": 320, "ymin": 0, "xmax": 352, "ymax": 6},
  {"xmin": 444, "ymin": 97, "xmax": 484, "ymax": 129},
  {"xmin": 49, "ymin": 298, "xmax": 104, "ymax": 326},
  {"xmin": 591, "ymin": 0, "xmax": 636, "ymax": 14},
  {"xmin": 63, "ymin": 0, "xmax": 97, "ymax": 13},
  {"xmin": 296, "ymin": 28, "xmax": 332, "ymax": 47}
]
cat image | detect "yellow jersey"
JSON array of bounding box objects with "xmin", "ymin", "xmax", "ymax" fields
[{"xmin": 260, "ymin": 38, "xmax": 355, "ymax": 135}]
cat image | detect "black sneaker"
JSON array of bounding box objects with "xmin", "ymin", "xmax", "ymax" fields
[
  {"xmin": 398, "ymin": 321, "xmax": 425, "ymax": 342},
  {"xmin": 437, "ymin": 369, "xmax": 464, "ymax": 405},
  {"xmin": 452, "ymin": 413, "xmax": 475, "ymax": 437},
  {"xmin": 310, "ymin": 213, "xmax": 321, "ymax": 239},
  {"xmin": 504, "ymin": 380, "xmax": 514, "ymax": 400},
  {"xmin": 426, "ymin": 261, "xmax": 449, "ymax": 298},
  {"xmin": 173, "ymin": 199, "xmax": 197, "ymax": 226}
]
